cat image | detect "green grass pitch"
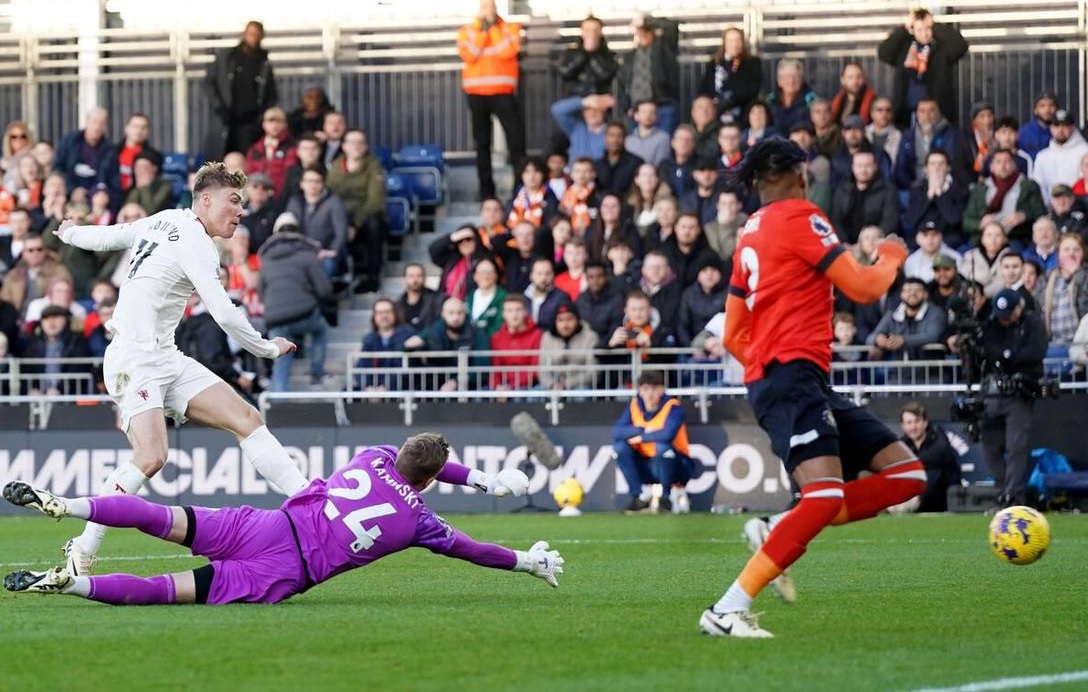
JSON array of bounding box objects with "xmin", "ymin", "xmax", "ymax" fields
[{"xmin": 0, "ymin": 512, "xmax": 1085, "ymax": 691}]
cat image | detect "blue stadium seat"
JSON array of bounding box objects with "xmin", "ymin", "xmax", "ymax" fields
[
  {"xmin": 393, "ymin": 143, "xmax": 445, "ymax": 209},
  {"xmin": 394, "ymin": 143, "xmax": 444, "ymax": 172},
  {"xmin": 371, "ymin": 145, "xmax": 394, "ymax": 171},
  {"xmin": 385, "ymin": 172, "xmax": 416, "ymax": 237},
  {"xmin": 161, "ymin": 152, "xmax": 190, "ymax": 205}
]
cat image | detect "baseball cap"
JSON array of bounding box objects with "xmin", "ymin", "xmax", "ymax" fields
[
  {"xmin": 789, "ymin": 121, "xmax": 815, "ymax": 136},
  {"xmin": 40, "ymin": 305, "xmax": 71, "ymax": 320},
  {"xmin": 921, "ymin": 220, "xmax": 945, "ymax": 233},
  {"xmin": 932, "ymin": 254, "xmax": 957, "ymax": 270},
  {"xmin": 991, "ymin": 288, "xmax": 1022, "ymax": 320},
  {"xmin": 272, "ymin": 211, "xmax": 300, "ymax": 234},
  {"xmin": 134, "ymin": 148, "xmax": 163, "ymax": 169},
  {"xmin": 1051, "ymin": 183, "xmax": 1074, "ymax": 198},
  {"xmin": 247, "ymin": 172, "xmax": 274, "ymax": 189},
  {"xmin": 1052, "ymin": 109, "xmax": 1075, "ymax": 126},
  {"xmin": 693, "ymin": 156, "xmax": 719, "ymax": 171},
  {"xmin": 91, "ymin": 182, "xmax": 109, "ymax": 194},
  {"xmin": 842, "ymin": 115, "xmax": 865, "ymax": 131},
  {"xmin": 970, "ymin": 102, "xmax": 995, "ymax": 121},
  {"xmin": 1035, "ymin": 91, "xmax": 1059, "ymax": 106}
]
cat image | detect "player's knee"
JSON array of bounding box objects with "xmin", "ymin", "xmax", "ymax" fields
[
  {"xmin": 134, "ymin": 449, "xmax": 168, "ymax": 476},
  {"xmin": 236, "ymin": 405, "xmax": 266, "ymax": 437}
]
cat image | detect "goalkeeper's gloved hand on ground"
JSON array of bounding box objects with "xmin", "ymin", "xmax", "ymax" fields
[
  {"xmin": 516, "ymin": 541, "xmax": 564, "ymax": 588},
  {"xmin": 478, "ymin": 468, "xmax": 530, "ymax": 497}
]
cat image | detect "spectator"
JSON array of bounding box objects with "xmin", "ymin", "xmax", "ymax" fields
[
  {"xmin": 830, "ymin": 149, "xmax": 901, "ymax": 243},
  {"xmin": 550, "ymin": 94, "xmax": 612, "ymax": 162},
  {"xmin": 30, "ymin": 140, "xmax": 54, "ymax": 178},
  {"xmin": 54, "ymin": 108, "xmax": 110, "ymax": 194},
  {"xmin": 86, "ymin": 295, "xmax": 115, "ymax": 358},
  {"xmin": 202, "ymin": 20, "xmax": 277, "ymax": 160},
  {"xmin": 810, "ymin": 98, "xmax": 842, "ymax": 159},
  {"xmin": 0, "ymin": 295, "xmax": 18, "ymax": 356},
  {"xmin": 476, "ymin": 196, "xmax": 508, "ymax": 247},
  {"xmin": 466, "ymin": 257, "xmax": 506, "ymax": 336},
  {"xmin": 664, "ymin": 212, "xmax": 720, "ymax": 288},
  {"xmin": 893, "ymin": 99, "xmax": 971, "ymax": 191},
  {"xmin": 222, "ymin": 151, "xmax": 247, "ymax": 174},
  {"xmin": 312, "ymin": 112, "xmax": 346, "ymax": 168},
  {"xmin": 704, "ymin": 187, "xmax": 746, "ymax": 263},
  {"xmin": 878, "ymin": 9, "xmax": 968, "ymax": 129},
  {"xmin": 1048, "ymin": 183, "xmax": 1088, "ymax": 239},
  {"xmin": 966, "ymin": 102, "xmax": 996, "ymax": 181},
  {"xmin": 926, "ymin": 254, "xmax": 964, "ymax": 311},
  {"xmin": 741, "ymin": 101, "xmax": 781, "ymax": 152},
  {"xmin": 830, "ymin": 116, "xmax": 891, "ymax": 192},
  {"xmin": 690, "ymin": 96, "xmax": 722, "ymax": 163},
  {"xmin": 396, "ymin": 263, "xmax": 442, "ymax": 332},
  {"xmin": 988, "ymin": 116, "xmax": 1033, "ymax": 178},
  {"xmin": 225, "ymin": 227, "xmax": 262, "ymax": 318},
  {"xmin": 556, "ymin": 15, "xmax": 618, "ymax": 101},
  {"xmin": 239, "ymin": 172, "xmax": 278, "ymax": 254},
  {"xmin": 0, "ymin": 206, "xmax": 33, "ymax": 278},
  {"xmin": 558, "ymin": 157, "xmax": 600, "ymax": 235},
  {"xmin": 715, "ymin": 122, "xmax": 745, "ymax": 176},
  {"xmin": 24, "ymin": 277, "xmax": 87, "ymax": 333},
  {"xmin": 577, "ymin": 261, "xmax": 623, "ymax": 345},
  {"xmin": 430, "ymin": 225, "xmax": 490, "ymax": 302},
  {"xmin": 99, "ymin": 112, "xmax": 157, "ymax": 213},
  {"xmin": 245, "ymin": 107, "xmax": 298, "ymax": 199},
  {"xmin": 283, "ymin": 134, "xmax": 322, "ymax": 202},
  {"xmin": 284, "ymin": 167, "xmax": 348, "ymax": 276},
  {"xmin": 1024, "ymin": 216, "xmax": 1060, "ymax": 273},
  {"xmin": 549, "ymin": 139, "xmax": 574, "ymax": 198},
  {"xmin": 643, "ymin": 196, "xmax": 679, "ymax": 256},
  {"xmin": 1, "ymin": 120, "xmax": 33, "ymax": 186},
  {"xmin": 1042, "ymin": 233, "xmax": 1088, "ymax": 346},
  {"xmin": 22, "ymin": 305, "xmax": 92, "ymax": 395},
  {"xmin": 628, "ymin": 163, "xmax": 672, "ymax": 236},
  {"xmin": 866, "ymin": 96, "xmax": 902, "ymax": 167},
  {"xmin": 555, "ymin": 237, "xmax": 589, "ymax": 301},
  {"xmin": 523, "ymin": 257, "xmax": 566, "ymax": 332},
  {"xmin": 851, "ymin": 225, "xmax": 885, "ymax": 267},
  {"xmin": 607, "ymin": 240, "xmax": 642, "ymax": 295},
  {"xmin": 902, "ymin": 150, "xmax": 969, "ymax": 245},
  {"xmin": 831, "ymin": 311, "xmax": 866, "ymax": 380},
  {"xmin": 1032, "ymin": 109, "xmax": 1088, "ymax": 206},
  {"xmin": 326, "ymin": 128, "xmax": 387, "ymax": 293},
  {"xmin": 507, "ymin": 155, "xmax": 558, "ymax": 230},
  {"xmin": 258, "ymin": 213, "xmax": 333, "ymax": 391},
  {"xmin": 0, "ymin": 233, "xmax": 72, "ymax": 316},
  {"xmin": 539, "ymin": 301, "xmax": 598, "ymax": 391},
  {"xmin": 457, "ymin": 0, "xmax": 525, "ymax": 200},
  {"xmin": 595, "ymin": 122, "xmax": 643, "ymax": 197},
  {"xmin": 997, "ymin": 252, "xmax": 1038, "ymax": 312},
  {"xmin": 657, "ymin": 125, "xmax": 697, "ymax": 199},
  {"xmin": 176, "ymin": 291, "xmax": 258, "ymax": 403},
  {"xmin": 493, "ymin": 221, "xmax": 539, "ymax": 293},
  {"xmin": 1, "ymin": 154, "xmax": 44, "ymax": 230},
  {"xmin": 959, "ymin": 221, "xmax": 1011, "ymax": 298},
  {"xmin": 765, "ymin": 59, "xmax": 817, "ymax": 134},
  {"xmin": 639, "ymin": 251, "xmax": 682, "ymax": 330},
  {"xmin": 1019, "ymin": 92, "xmax": 1058, "ymax": 160},
  {"xmin": 867, "ymin": 278, "xmax": 947, "ymax": 360},
  {"xmin": 616, "ymin": 14, "xmax": 681, "ymax": 134},
  {"xmin": 1022, "ymin": 256, "xmax": 1047, "ymax": 309},
  {"xmin": 789, "ymin": 123, "xmax": 833, "ymax": 215},
  {"xmin": 123, "ymin": 149, "xmax": 173, "ymax": 215},
  {"xmin": 287, "ymin": 86, "xmax": 334, "ymax": 140},
  {"xmin": 962, "ymin": 149, "xmax": 1044, "ymax": 246},
  {"xmin": 624, "ymin": 101, "xmax": 672, "ymax": 167},
  {"xmin": 904, "ymin": 220, "xmax": 963, "ymax": 282},
  {"xmin": 830, "ymin": 62, "xmax": 876, "ymax": 127},
  {"xmin": 899, "ymin": 402, "xmax": 965, "ymax": 512},
  {"xmin": 86, "ymin": 184, "xmax": 112, "ymax": 226},
  {"xmin": 585, "ymin": 192, "xmax": 639, "ymax": 263},
  {"xmin": 607, "ymin": 289, "xmax": 677, "ymax": 359},
  {"xmin": 355, "ymin": 297, "xmax": 415, "ymax": 393},
  {"xmin": 489, "ymin": 294, "xmax": 542, "ymax": 392},
  {"xmin": 677, "ymin": 256, "xmax": 725, "ymax": 347},
  {"xmin": 409, "ymin": 296, "xmax": 490, "ymax": 392},
  {"xmin": 548, "ymin": 218, "xmax": 573, "ymax": 272},
  {"xmin": 698, "ymin": 26, "xmax": 762, "ymax": 126},
  {"xmin": 680, "ymin": 158, "xmax": 724, "ymax": 226},
  {"xmin": 81, "ymin": 279, "xmax": 117, "ymax": 337},
  {"xmin": 1071, "ymin": 311, "xmax": 1088, "ymax": 365}
]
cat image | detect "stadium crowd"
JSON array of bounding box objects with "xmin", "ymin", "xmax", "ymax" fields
[{"xmin": 2, "ymin": 8, "xmax": 1088, "ymax": 397}]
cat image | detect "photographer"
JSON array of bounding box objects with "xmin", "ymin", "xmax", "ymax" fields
[{"xmin": 978, "ymin": 288, "xmax": 1049, "ymax": 507}]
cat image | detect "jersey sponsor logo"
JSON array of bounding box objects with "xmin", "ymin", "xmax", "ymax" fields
[{"xmin": 809, "ymin": 214, "xmax": 834, "ymax": 238}]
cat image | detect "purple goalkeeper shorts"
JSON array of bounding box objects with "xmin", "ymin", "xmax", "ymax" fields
[{"xmin": 189, "ymin": 506, "xmax": 307, "ymax": 605}]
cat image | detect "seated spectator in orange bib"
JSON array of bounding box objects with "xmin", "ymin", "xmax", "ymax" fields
[
  {"xmin": 559, "ymin": 157, "xmax": 600, "ymax": 234},
  {"xmin": 507, "ymin": 156, "xmax": 559, "ymax": 230}
]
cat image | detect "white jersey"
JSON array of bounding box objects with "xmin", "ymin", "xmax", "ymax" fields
[{"xmin": 61, "ymin": 209, "xmax": 279, "ymax": 359}]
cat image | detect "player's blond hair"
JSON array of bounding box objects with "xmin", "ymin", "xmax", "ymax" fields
[
  {"xmin": 396, "ymin": 433, "xmax": 450, "ymax": 485},
  {"xmin": 193, "ymin": 162, "xmax": 247, "ymax": 195}
]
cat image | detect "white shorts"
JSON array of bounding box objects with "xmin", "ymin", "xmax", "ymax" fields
[{"xmin": 103, "ymin": 341, "xmax": 222, "ymax": 432}]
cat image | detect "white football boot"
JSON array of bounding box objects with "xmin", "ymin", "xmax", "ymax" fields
[
  {"xmin": 2, "ymin": 481, "xmax": 69, "ymax": 519},
  {"xmin": 699, "ymin": 609, "xmax": 774, "ymax": 638},
  {"xmin": 63, "ymin": 539, "xmax": 98, "ymax": 577},
  {"xmin": 742, "ymin": 517, "xmax": 797, "ymax": 604},
  {"xmin": 4, "ymin": 567, "xmax": 73, "ymax": 594}
]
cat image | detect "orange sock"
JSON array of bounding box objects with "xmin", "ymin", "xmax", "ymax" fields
[
  {"xmin": 737, "ymin": 479, "xmax": 844, "ymax": 597},
  {"xmin": 831, "ymin": 459, "xmax": 927, "ymax": 525}
]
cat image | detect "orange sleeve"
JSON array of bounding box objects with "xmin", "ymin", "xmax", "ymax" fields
[
  {"xmin": 456, "ymin": 25, "xmax": 485, "ymax": 64},
  {"xmin": 824, "ymin": 239, "xmax": 908, "ymax": 304},
  {"xmin": 722, "ymin": 293, "xmax": 751, "ymax": 365}
]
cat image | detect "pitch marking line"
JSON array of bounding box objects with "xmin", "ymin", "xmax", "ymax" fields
[{"xmin": 909, "ymin": 670, "xmax": 1088, "ymax": 691}]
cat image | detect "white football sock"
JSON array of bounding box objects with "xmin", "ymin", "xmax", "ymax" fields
[
  {"xmin": 713, "ymin": 581, "xmax": 754, "ymax": 615},
  {"xmin": 64, "ymin": 576, "xmax": 91, "ymax": 597},
  {"xmin": 75, "ymin": 462, "xmax": 149, "ymax": 555},
  {"xmin": 67, "ymin": 497, "xmax": 92, "ymax": 519},
  {"xmin": 241, "ymin": 426, "xmax": 308, "ymax": 496}
]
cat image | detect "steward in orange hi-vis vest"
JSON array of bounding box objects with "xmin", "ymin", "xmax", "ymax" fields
[{"xmin": 457, "ymin": 16, "xmax": 521, "ymax": 96}]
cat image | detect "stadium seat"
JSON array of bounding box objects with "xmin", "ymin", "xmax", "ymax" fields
[
  {"xmin": 161, "ymin": 151, "xmax": 190, "ymax": 204},
  {"xmin": 371, "ymin": 145, "xmax": 394, "ymax": 171},
  {"xmin": 394, "ymin": 143, "xmax": 444, "ymax": 172},
  {"xmin": 392, "ymin": 144, "xmax": 444, "ymax": 216},
  {"xmin": 385, "ymin": 172, "xmax": 416, "ymax": 237}
]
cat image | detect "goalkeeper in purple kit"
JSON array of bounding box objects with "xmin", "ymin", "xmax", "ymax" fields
[{"xmin": 3, "ymin": 433, "xmax": 564, "ymax": 604}]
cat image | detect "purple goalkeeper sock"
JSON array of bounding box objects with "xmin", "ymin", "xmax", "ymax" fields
[
  {"xmin": 87, "ymin": 574, "xmax": 177, "ymax": 605},
  {"xmin": 87, "ymin": 495, "xmax": 174, "ymax": 539}
]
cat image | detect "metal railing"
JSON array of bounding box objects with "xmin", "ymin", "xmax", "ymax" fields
[
  {"xmin": 0, "ymin": 0, "xmax": 1082, "ymax": 158},
  {"xmin": 0, "ymin": 356, "xmax": 103, "ymax": 397}
]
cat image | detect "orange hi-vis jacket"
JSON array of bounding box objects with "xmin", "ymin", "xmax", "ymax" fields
[
  {"xmin": 457, "ymin": 17, "xmax": 521, "ymax": 96},
  {"xmin": 629, "ymin": 397, "xmax": 690, "ymax": 459}
]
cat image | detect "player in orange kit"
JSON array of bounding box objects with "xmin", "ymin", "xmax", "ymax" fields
[{"xmin": 699, "ymin": 138, "xmax": 926, "ymax": 638}]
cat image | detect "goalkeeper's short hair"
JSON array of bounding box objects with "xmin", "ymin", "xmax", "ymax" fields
[{"xmin": 397, "ymin": 433, "xmax": 451, "ymax": 485}]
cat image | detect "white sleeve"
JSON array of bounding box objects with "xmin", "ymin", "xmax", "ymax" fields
[
  {"xmin": 62, "ymin": 221, "xmax": 141, "ymax": 252},
  {"xmin": 179, "ymin": 239, "xmax": 280, "ymax": 360}
]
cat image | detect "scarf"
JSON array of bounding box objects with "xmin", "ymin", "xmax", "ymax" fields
[
  {"xmin": 624, "ymin": 320, "xmax": 653, "ymax": 358},
  {"xmin": 444, "ymin": 257, "xmax": 471, "ymax": 300},
  {"xmin": 973, "ymin": 131, "xmax": 991, "ymax": 173},
  {"xmin": 507, "ymin": 187, "xmax": 546, "ymax": 228},
  {"xmin": 904, "ymin": 41, "xmax": 930, "ymax": 77},
  {"xmin": 560, "ymin": 183, "xmax": 596, "ymax": 232},
  {"xmin": 988, "ymin": 174, "xmax": 1018, "ymax": 213}
]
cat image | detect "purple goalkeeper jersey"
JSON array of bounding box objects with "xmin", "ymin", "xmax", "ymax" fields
[{"xmin": 280, "ymin": 446, "xmax": 517, "ymax": 586}]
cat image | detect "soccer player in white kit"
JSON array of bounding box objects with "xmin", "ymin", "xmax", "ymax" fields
[{"xmin": 52, "ymin": 162, "xmax": 311, "ymax": 576}]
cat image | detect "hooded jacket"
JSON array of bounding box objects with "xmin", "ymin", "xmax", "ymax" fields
[
  {"xmin": 257, "ymin": 232, "xmax": 333, "ymax": 327},
  {"xmin": 539, "ymin": 320, "xmax": 599, "ymax": 389},
  {"xmin": 1032, "ymin": 130, "xmax": 1088, "ymax": 206}
]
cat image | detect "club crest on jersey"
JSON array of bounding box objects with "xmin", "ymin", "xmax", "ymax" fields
[{"xmin": 809, "ymin": 214, "xmax": 833, "ymax": 238}]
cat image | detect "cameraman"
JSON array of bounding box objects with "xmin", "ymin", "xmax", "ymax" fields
[{"xmin": 979, "ymin": 288, "xmax": 1048, "ymax": 507}]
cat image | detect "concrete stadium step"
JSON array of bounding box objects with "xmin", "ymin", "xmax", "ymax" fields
[
  {"xmin": 383, "ymin": 261, "xmax": 442, "ymax": 278},
  {"xmin": 435, "ymin": 214, "xmax": 484, "ymax": 236}
]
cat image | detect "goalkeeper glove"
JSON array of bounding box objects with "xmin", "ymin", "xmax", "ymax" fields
[
  {"xmin": 475, "ymin": 468, "xmax": 530, "ymax": 497},
  {"xmin": 517, "ymin": 540, "xmax": 564, "ymax": 588}
]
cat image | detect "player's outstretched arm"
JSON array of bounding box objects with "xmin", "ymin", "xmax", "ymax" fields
[
  {"xmin": 55, "ymin": 217, "xmax": 141, "ymax": 252},
  {"xmin": 722, "ymin": 293, "xmax": 751, "ymax": 364},
  {"xmin": 431, "ymin": 531, "xmax": 564, "ymax": 588},
  {"xmin": 436, "ymin": 461, "xmax": 529, "ymax": 498},
  {"xmin": 824, "ymin": 237, "xmax": 909, "ymax": 304}
]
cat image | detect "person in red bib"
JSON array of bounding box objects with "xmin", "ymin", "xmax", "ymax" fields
[{"xmin": 699, "ymin": 138, "xmax": 923, "ymax": 639}]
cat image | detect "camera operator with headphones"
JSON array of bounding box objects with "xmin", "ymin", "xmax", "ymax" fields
[{"xmin": 978, "ymin": 288, "xmax": 1050, "ymax": 508}]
